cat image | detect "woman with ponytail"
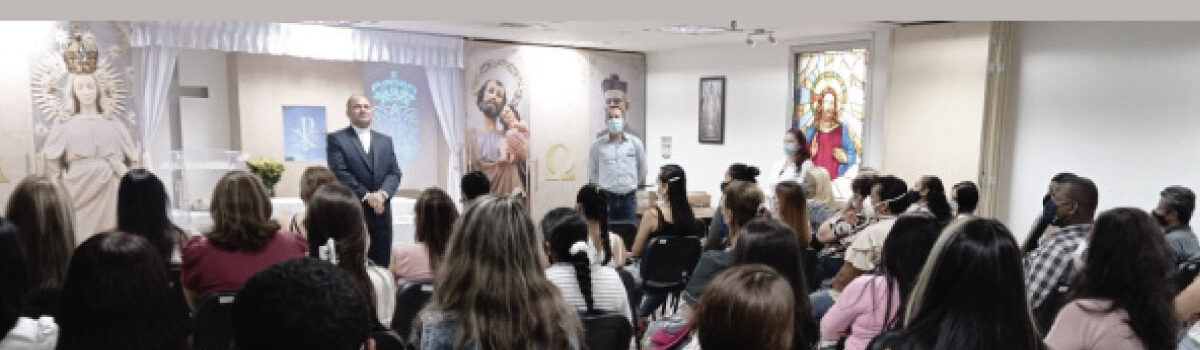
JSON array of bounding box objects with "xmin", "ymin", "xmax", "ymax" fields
[
  {"xmin": 542, "ymin": 208, "xmax": 633, "ymax": 324},
  {"xmin": 912, "ymin": 176, "xmax": 953, "ymax": 224},
  {"xmin": 631, "ymin": 164, "xmax": 699, "ymax": 257},
  {"xmin": 304, "ymin": 183, "xmax": 397, "ymax": 328},
  {"xmin": 576, "ymin": 184, "xmax": 629, "ymax": 267}
]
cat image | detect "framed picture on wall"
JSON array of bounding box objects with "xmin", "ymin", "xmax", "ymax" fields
[{"xmin": 698, "ymin": 76, "xmax": 726, "ymax": 144}]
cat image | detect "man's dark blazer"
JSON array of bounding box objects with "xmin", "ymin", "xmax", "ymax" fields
[{"xmin": 326, "ymin": 126, "xmax": 402, "ymax": 266}]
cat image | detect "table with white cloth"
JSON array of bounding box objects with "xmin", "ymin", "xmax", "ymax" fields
[{"xmin": 172, "ymin": 196, "xmax": 417, "ymax": 250}]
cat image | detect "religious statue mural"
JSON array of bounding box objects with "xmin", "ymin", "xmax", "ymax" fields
[
  {"xmin": 792, "ymin": 48, "xmax": 867, "ymax": 180},
  {"xmin": 368, "ymin": 70, "xmax": 421, "ymax": 165},
  {"xmin": 30, "ymin": 22, "xmax": 138, "ymax": 240},
  {"xmin": 464, "ymin": 49, "xmax": 529, "ymax": 197}
]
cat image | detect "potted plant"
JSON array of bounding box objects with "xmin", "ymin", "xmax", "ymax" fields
[{"xmin": 246, "ymin": 157, "xmax": 284, "ymax": 196}]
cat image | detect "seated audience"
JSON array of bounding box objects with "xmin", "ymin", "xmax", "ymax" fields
[
  {"xmin": 1025, "ymin": 175, "xmax": 1097, "ymax": 330},
  {"xmin": 775, "ymin": 180, "xmax": 814, "ymax": 249},
  {"xmin": 951, "ymin": 181, "xmax": 979, "ymax": 216},
  {"xmin": 685, "ymin": 264, "xmax": 796, "ymax": 350},
  {"xmin": 814, "ymin": 174, "xmax": 878, "ymax": 284},
  {"xmin": 5, "ymin": 176, "xmax": 75, "ymax": 317},
  {"xmin": 576, "ymin": 184, "xmax": 629, "ymax": 267},
  {"xmin": 233, "ymin": 258, "xmax": 373, "ymax": 350},
  {"xmin": 117, "ymin": 169, "xmax": 188, "ymax": 266},
  {"xmin": 1024, "ymin": 172, "xmax": 1077, "ymax": 252},
  {"xmin": 414, "ymin": 195, "xmax": 583, "ymax": 349},
  {"xmin": 831, "ymin": 175, "xmax": 911, "ymax": 293},
  {"xmin": 912, "ymin": 176, "xmax": 952, "ymax": 223},
  {"xmin": 820, "ymin": 212, "xmax": 941, "ymax": 350},
  {"xmin": 541, "ymin": 208, "xmax": 633, "ymax": 323},
  {"xmin": 460, "ymin": 171, "xmax": 491, "ymax": 205},
  {"xmin": 0, "ymin": 218, "xmax": 57, "ymax": 349},
  {"xmin": 875, "ymin": 217, "xmax": 1044, "ymax": 350},
  {"xmin": 182, "ymin": 170, "xmax": 307, "ymax": 307},
  {"xmin": 284, "ymin": 165, "xmax": 339, "ymax": 237},
  {"xmin": 631, "ymin": 164, "xmax": 700, "ymax": 317},
  {"xmin": 1045, "ymin": 208, "xmax": 1177, "ymax": 350},
  {"xmin": 56, "ymin": 232, "xmax": 188, "ymax": 350},
  {"xmin": 706, "ymin": 163, "xmax": 761, "ymax": 251},
  {"xmin": 683, "ymin": 218, "xmax": 817, "ymax": 350},
  {"xmin": 392, "ymin": 187, "xmax": 458, "ymax": 285},
  {"xmin": 305, "ymin": 183, "xmax": 397, "ymax": 328},
  {"xmin": 1153, "ymin": 185, "xmax": 1199, "ymax": 265}
]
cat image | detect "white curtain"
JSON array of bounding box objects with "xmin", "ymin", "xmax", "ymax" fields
[
  {"xmin": 129, "ymin": 21, "xmax": 462, "ymax": 68},
  {"xmin": 425, "ymin": 66, "xmax": 466, "ymax": 204},
  {"xmin": 131, "ymin": 46, "xmax": 178, "ymax": 169}
]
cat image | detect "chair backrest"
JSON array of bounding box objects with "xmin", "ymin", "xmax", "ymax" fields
[
  {"xmin": 1176, "ymin": 255, "xmax": 1200, "ymax": 293},
  {"xmin": 193, "ymin": 291, "xmax": 238, "ymax": 350},
  {"xmin": 580, "ymin": 311, "xmax": 633, "ymax": 350},
  {"xmin": 639, "ymin": 235, "xmax": 702, "ymax": 293},
  {"xmin": 614, "ymin": 267, "xmax": 642, "ymax": 319},
  {"xmin": 391, "ymin": 279, "xmax": 434, "ymax": 342},
  {"xmin": 609, "ymin": 222, "xmax": 638, "ymax": 251}
]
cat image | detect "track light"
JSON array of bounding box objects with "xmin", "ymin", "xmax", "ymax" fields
[
  {"xmin": 743, "ymin": 28, "xmax": 775, "ymax": 47},
  {"xmin": 768, "ymin": 34, "xmax": 777, "ymax": 45},
  {"xmin": 745, "ymin": 36, "xmax": 755, "ymax": 47}
]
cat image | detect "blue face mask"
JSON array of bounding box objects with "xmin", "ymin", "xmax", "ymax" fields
[
  {"xmin": 607, "ymin": 118, "xmax": 624, "ymax": 134},
  {"xmin": 783, "ymin": 142, "xmax": 798, "ymax": 156}
]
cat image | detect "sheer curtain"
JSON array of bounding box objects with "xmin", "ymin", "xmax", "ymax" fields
[
  {"xmin": 130, "ymin": 21, "xmax": 462, "ymax": 68},
  {"xmin": 425, "ymin": 66, "xmax": 466, "ymax": 205},
  {"xmin": 131, "ymin": 46, "xmax": 178, "ymax": 169}
]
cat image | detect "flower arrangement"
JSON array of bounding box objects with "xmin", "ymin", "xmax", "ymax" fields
[{"xmin": 246, "ymin": 157, "xmax": 284, "ymax": 195}]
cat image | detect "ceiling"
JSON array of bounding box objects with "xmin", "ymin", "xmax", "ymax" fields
[{"xmin": 343, "ymin": 21, "xmax": 893, "ymax": 52}]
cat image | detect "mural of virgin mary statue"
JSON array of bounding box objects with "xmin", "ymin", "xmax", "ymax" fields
[{"xmin": 37, "ymin": 27, "xmax": 136, "ymax": 242}]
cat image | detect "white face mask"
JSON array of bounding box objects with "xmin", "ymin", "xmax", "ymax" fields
[
  {"xmin": 949, "ymin": 200, "xmax": 960, "ymax": 215},
  {"xmin": 861, "ymin": 197, "xmax": 876, "ymax": 219}
]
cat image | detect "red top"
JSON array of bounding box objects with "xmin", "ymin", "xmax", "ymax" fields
[
  {"xmin": 813, "ymin": 125, "xmax": 844, "ymax": 180},
  {"xmin": 181, "ymin": 231, "xmax": 308, "ymax": 298}
]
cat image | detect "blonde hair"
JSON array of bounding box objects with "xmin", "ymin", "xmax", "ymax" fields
[
  {"xmin": 422, "ymin": 195, "xmax": 582, "ymax": 350},
  {"xmin": 803, "ymin": 166, "xmax": 836, "ymax": 207},
  {"xmin": 774, "ymin": 181, "xmax": 812, "ymax": 249},
  {"xmin": 5, "ymin": 176, "xmax": 76, "ymax": 303}
]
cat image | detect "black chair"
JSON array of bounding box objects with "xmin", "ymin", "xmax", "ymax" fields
[
  {"xmin": 193, "ymin": 291, "xmax": 238, "ymax": 350},
  {"xmin": 615, "ymin": 267, "xmax": 642, "ymax": 319},
  {"xmin": 610, "ymin": 222, "xmax": 639, "ymax": 252},
  {"xmin": 639, "ymin": 235, "xmax": 702, "ymax": 316},
  {"xmin": 580, "ymin": 311, "xmax": 634, "ymax": 350},
  {"xmin": 391, "ymin": 279, "xmax": 434, "ymax": 342}
]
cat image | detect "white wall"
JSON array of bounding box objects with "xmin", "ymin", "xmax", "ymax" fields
[
  {"xmin": 1000, "ymin": 22, "xmax": 1200, "ymax": 239},
  {"xmin": 646, "ymin": 30, "xmax": 891, "ymax": 203},
  {"xmin": 174, "ymin": 49, "xmax": 234, "ymax": 207},
  {"xmin": 883, "ymin": 22, "xmax": 991, "ymax": 189},
  {"xmin": 0, "ymin": 22, "xmax": 54, "ymax": 212}
]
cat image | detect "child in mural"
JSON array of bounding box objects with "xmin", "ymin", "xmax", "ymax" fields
[{"xmin": 499, "ymin": 104, "xmax": 529, "ymax": 188}]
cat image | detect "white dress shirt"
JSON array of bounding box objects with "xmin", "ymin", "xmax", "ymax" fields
[{"xmin": 353, "ymin": 125, "xmax": 372, "ymax": 154}]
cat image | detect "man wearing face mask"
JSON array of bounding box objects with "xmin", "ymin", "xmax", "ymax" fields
[
  {"xmin": 1025, "ymin": 175, "xmax": 1097, "ymax": 328},
  {"xmin": 1023, "ymin": 172, "xmax": 1077, "ymax": 252},
  {"xmin": 589, "ymin": 106, "xmax": 646, "ymax": 222},
  {"xmin": 1154, "ymin": 186, "xmax": 1200, "ymax": 265}
]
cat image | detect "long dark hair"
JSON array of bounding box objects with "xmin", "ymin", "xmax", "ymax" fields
[
  {"xmin": 56, "ymin": 231, "xmax": 188, "ymax": 350},
  {"xmin": 786, "ymin": 128, "xmax": 811, "ymax": 166},
  {"xmin": 917, "ymin": 176, "xmax": 952, "ymax": 223},
  {"xmin": 659, "ymin": 164, "xmax": 698, "ymax": 237},
  {"xmin": 5, "ymin": 175, "xmax": 75, "ymax": 315},
  {"xmin": 415, "ymin": 187, "xmax": 458, "ymax": 271},
  {"xmin": 727, "ymin": 163, "xmax": 761, "ymax": 183},
  {"xmin": 732, "ymin": 218, "xmax": 817, "ymax": 350},
  {"xmin": 886, "ymin": 218, "xmax": 1043, "ymax": 350},
  {"xmin": 874, "ymin": 212, "xmax": 942, "ymax": 330},
  {"xmin": 576, "ymin": 184, "xmax": 613, "ymax": 266},
  {"xmin": 0, "ymin": 218, "xmax": 26, "ymax": 335},
  {"xmin": 303, "ymin": 184, "xmax": 379, "ymax": 322},
  {"xmin": 1071, "ymin": 208, "xmax": 1176, "ymax": 350},
  {"xmin": 542, "ymin": 208, "xmax": 598, "ymax": 313},
  {"xmin": 117, "ymin": 169, "xmax": 185, "ymax": 266},
  {"xmin": 206, "ymin": 171, "xmax": 281, "ymax": 251}
]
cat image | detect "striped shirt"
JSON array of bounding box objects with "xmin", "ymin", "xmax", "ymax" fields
[{"xmin": 545, "ymin": 264, "xmax": 633, "ymax": 324}]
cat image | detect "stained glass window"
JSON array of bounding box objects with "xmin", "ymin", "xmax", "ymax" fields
[{"xmin": 792, "ymin": 47, "xmax": 868, "ymax": 180}]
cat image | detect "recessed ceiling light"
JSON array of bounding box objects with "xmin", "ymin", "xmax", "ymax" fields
[{"xmin": 651, "ymin": 24, "xmax": 732, "ymax": 35}]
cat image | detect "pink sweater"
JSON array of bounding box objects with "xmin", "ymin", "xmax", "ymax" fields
[
  {"xmin": 1045, "ymin": 299, "xmax": 1146, "ymax": 350},
  {"xmin": 820, "ymin": 275, "xmax": 900, "ymax": 350}
]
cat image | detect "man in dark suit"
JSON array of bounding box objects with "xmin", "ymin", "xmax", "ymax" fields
[{"xmin": 326, "ymin": 94, "xmax": 401, "ymax": 267}]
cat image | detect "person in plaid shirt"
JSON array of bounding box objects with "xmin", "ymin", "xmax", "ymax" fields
[{"xmin": 1025, "ymin": 176, "xmax": 1098, "ymax": 311}]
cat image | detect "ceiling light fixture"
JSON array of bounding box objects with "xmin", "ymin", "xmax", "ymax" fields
[{"xmin": 744, "ymin": 28, "xmax": 777, "ymax": 47}]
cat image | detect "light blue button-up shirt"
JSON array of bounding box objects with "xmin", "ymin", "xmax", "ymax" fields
[{"xmin": 588, "ymin": 133, "xmax": 646, "ymax": 194}]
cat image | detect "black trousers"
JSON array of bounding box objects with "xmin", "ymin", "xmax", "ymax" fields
[{"xmin": 363, "ymin": 203, "xmax": 393, "ymax": 267}]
